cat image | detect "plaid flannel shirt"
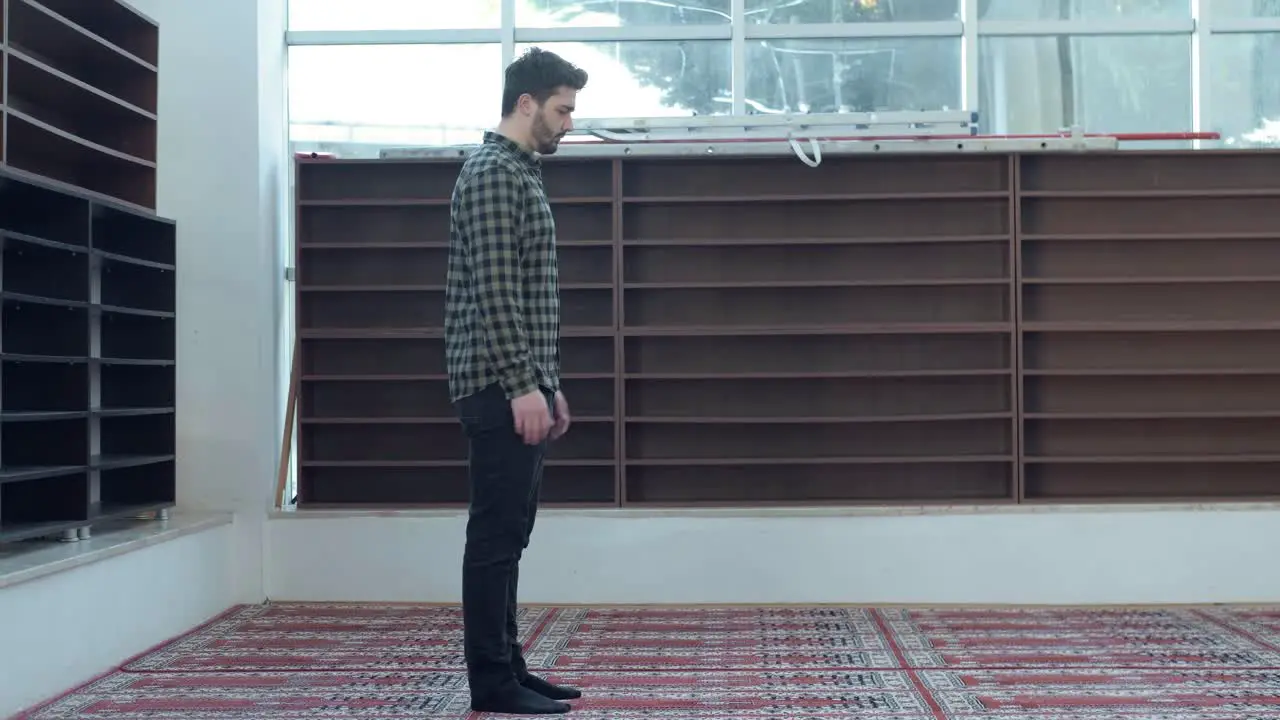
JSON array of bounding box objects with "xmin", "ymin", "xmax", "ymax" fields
[{"xmin": 444, "ymin": 131, "xmax": 561, "ymax": 402}]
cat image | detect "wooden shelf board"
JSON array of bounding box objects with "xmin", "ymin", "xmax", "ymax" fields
[
  {"xmin": 94, "ymin": 407, "xmax": 174, "ymax": 418},
  {"xmin": 299, "ymin": 416, "xmax": 614, "ymax": 424},
  {"xmin": 96, "ymin": 249, "xmax": 173, "ymax": 270},
  {"xmin": 621, "ymin": 191, "xmax": 1008, "ymax": 203},
  {"xmin": 0, "ymin": 228, "xmax": 87, "ymax": 253},
  {"xmin": 1024, "ymin": 368, "xmax": 1280, "ymax": 376},
  {"xmin": 625, "ymin": 455, "xmax": 1013, "ymax": 466},
  {"xmin": 0, "ymin": 465, "xmax": 86, "ymax": 484},
  {"xmin": 623, "ymin": 323, "xmax": 1014, "ymax": 336},
  {"xmin": 625, "ymin": 278, "xmax": 1009, "ymax": 289},
  {"xmin": 1023, "ymin": 276, "xmax": 1280, "ymax": 285},
  {"xmin": 1023, "ymin": 455, "xmax": 1280, "ymax": 463},
  {"xmin": 91, "ymin": 454, "xmax": 174, "ymax": 470},
  {"xmin": 299, "ymin": 460, "xmax": 616, "ymax": 467},
  {"xmin": 0, "ymin": 353, "xmax": 87, "ymax": 364},
  {"xmin": 624, "ymin": 413, "xmax": 1013, "ymax": 424},
  {"xmin": 623, "ymin": 235, "xmax": 1010, "ymax": 247},
  {"xmin": 624, "ymin": 369, "xmax": 1011, "ymax": 379},
  {"xmin": 0, "ymin": 411, "xmax": 89, "ymax": 422},
  {"xmin": 1022, "ymin": 190, "xmax": 1280, "ymax": 199},
  {"xmin": 1024, "ymin": 411, "xmax": 1280, "ymax": 420}
]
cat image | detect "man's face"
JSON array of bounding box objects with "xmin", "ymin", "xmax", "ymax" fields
[{"xmin": 528, "ymin": 88, "xmax": 577, "ymax": 155}]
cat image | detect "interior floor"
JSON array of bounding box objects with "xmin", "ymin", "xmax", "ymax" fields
[{"xmin": 15, "ymin": 601, "xmax": 1280, "ymax": 718}]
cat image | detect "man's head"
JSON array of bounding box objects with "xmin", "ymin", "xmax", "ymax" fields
[{"xmin": 499, "ymin": 48, "xmax": 588, "ymax": 155}]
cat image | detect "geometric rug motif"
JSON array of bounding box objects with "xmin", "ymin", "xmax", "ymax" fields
[
  {"xmin": 17, "ymin": 602, "xmax": 1280, "ymax": 719},
  {"xmin": 1199, "ymin": 606, "xmax": 1280, "ymax": 654},
  {"xmin": 122, "ymin": 603, "xmax": 553, "ymax": 673},
  {"xmin": 17, "ymin": 670, "xmax": 934, "ymax": 719},
  {"xmin": 883, "ymin": 607, "xmax": 1280, "ymax": 668},
  {"xmin": 524, "ymin": 606, "xmax": 900, "ymax": 670},
  {"xmin": 919, "ymin": 667, "xmax": 1280, "ymax": 718}
]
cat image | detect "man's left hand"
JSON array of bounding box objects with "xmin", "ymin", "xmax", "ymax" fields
[{"xmin": 550, "ymin": 391, "xmax": 571, "ymax": 440}]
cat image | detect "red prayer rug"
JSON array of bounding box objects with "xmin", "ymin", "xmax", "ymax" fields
[{"xmin": 16, "ymin": 603, "xmax": 1280, "ymax": 719}]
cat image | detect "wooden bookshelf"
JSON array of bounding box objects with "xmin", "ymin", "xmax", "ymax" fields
[
  {"xmin": 617, "ymin": 155, "xmax": 1017, "ymax": 505},
  {"xmin": 1018, "ymin": 152, "xmax": 1280, "ymax": 502},
  {"xmin": 293, "ymin": 153, "xmax": 1019, "ymax": 507},
  {"xmin": 294, "ymin": 149, "xmax": 1280, "ymax": 508},
  {"xmin": 0, "ymin": 167, "xmax": 175, "ymax": 545},
  {"xmin": 1, "ymin": 0, "xmax": 158, "ymax": 210},
  {"xmin": 293, "ymin": 158, "xmax": 618, "ymax": 507}
]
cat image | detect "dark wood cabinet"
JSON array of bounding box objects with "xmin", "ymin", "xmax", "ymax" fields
[
  {"xmin": 293, "ymin": 149, "xmax": 1280, "ymax": 508},
  {"xmin": 0, "ymin": 0, "xmax": 173, "ymax": 545},
  {"xmin": 0, "ymin": 168, "xmax": 176, "ymax": 543},
  {"xmin": 0, "ymin": 0, "xmax": 159, "ymax": 211}
]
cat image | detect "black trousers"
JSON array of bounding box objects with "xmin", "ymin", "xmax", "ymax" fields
[{"xmin": 455, "ymin": 382, "xmax": 554, "ymax": 697}]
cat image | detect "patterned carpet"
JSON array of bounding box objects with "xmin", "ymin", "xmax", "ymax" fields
[{"xmin": 15, "ymin": 603, "xmax": 1280, "ymax": 718}]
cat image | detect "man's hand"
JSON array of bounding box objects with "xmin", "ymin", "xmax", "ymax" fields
[
  {"xmin": 511, "ymin": 390, "xmax": 552, "ymax": 445},
  {"xmin": 550, "ymin": 391, "xmax": 571, "ymax": 440}
]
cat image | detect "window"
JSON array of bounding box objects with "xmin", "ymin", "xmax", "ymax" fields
[
  {"xmin": 978, "ymin": 35, "xmax": 1192, "ymax": 137},
  {"xmin": 287, "ymin": 0, "xmax": 502, "ymax": 30},
  {"xmin": 518, "ymin": 0, "xmax": 730, "ymax": 27},
  {"xmin": 746, "ymin": 0, "xmax": 959, "ymax": 23},
  {"xmin": 1213, "ymin": 0, "xmax": 1280, "ymax": 17},
  {"xmin": 977, "ymin": 0, "xmax": 1189, "ymax": 20},
  {"xmin": 516, "ymin": 41, "xmax": 733, "ymax": 117},
  {"xmin": 745, "ymin": 37, "xmax": 961, "ymax": 114},
  {"xmin": 288, "ymin": 44, "xmax": 503, "ymax": 156},
  {"xmin": 1206, "ymin": 33, "xmax": 1280, "ymax": 146}
]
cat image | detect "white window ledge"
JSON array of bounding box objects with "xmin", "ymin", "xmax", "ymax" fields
[
  {"xmin": 0, "ymin": 511, "xmax": 233, "ymax": 590},
  {"xmin": 269, "ymin": 501, "xmax": 1280, "ymax": 521}
]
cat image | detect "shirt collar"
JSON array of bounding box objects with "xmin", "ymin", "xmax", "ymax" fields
[{"xmin": 483, "ymin": 130, "xmax": 540, "ymax": 169}]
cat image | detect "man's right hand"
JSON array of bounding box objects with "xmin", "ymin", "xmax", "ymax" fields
[{"xmin": 511, "ymin": 390, "xmax": 552, "ymax": 445}]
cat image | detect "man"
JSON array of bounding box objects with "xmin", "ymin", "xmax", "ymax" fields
[{"xmin": 444, "ymin": 48, "xmax": 588, "ymax": 715}]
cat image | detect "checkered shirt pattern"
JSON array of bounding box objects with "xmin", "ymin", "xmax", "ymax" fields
[{"xmin": 444, "ymin": 131, "xmax": 561, "ymax": 402}]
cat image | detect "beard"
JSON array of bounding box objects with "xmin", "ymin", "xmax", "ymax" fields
[{"xmin": 532, "ymin": 114, "xmax": 564, "ymax": 155}]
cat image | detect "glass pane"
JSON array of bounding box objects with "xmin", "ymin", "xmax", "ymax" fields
[
  {"xmin": 1207, "ymin": 33, "xmax": 1280, "ymax": 147},
  {"xmin": 288, "ymin": 45, "xmax": 502, "ymax": 157},
  {"xmin": 288, "ymin": 0, "xmax": 501, "ymax": 30},
  {"xmin": 1214, "ymin": 0, "xmax": 1280, "ymax": 17},
  {"xmin": 978, "ymin": 0, "xmax": 1189, "ymax": 20},
  {"xmin": 978, "ymin": 35, "xmax": 1192, "ymax": 140},
  {"xmin": 745, "ymin": 38, "xmax": 961, "ymax": 114},
  {"xmin": 746, "ymin": 0, "xmax": 959, "ymax": 23},
  {"xmin": 519, "ymin": 0, "xmax": 730, "ymax": 27},
  {"xmin": 516, "ymin": 42, "xmax": 733, "ymax": 117}
]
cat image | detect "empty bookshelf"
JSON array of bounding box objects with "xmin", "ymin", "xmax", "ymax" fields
[{"xmin": 0, "ymin": 168, "xmax": 175, "ymax": 544}]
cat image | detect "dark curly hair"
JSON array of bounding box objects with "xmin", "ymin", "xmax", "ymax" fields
[{"xmin": 501, "ymin": 47, "xmax": 589, "ymax": 117}]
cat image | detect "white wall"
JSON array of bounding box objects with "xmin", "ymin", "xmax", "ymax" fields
[
  {"xmin": 0, "ymin": 522, "xmax": 237, "ymax": 718},
  {"xmin": 268, "ymin": 504, "xmax": 1280, "ymax": 605},
  {"xmin": 123, "ymin": 0, "xmax": 287, "ymax": 604}
]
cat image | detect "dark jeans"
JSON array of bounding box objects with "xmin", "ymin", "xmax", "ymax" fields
[{"xmin": 455, "ymin": 382, "xmax": 555, "ymax": 698}]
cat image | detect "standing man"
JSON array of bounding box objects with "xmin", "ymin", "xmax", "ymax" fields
[{"xmin": 444, "ymin": 48, "xmax": 588, "ymax": 715}]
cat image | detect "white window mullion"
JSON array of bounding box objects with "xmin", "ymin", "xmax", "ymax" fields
[
  {"xmin": 977, "ymin": 18, "xmax": 1194, "ymax": 36},
  {"xmin": 962, "ymin": 0, "xmax": 979, "ymax": 118},
  {"xmin": 515, "ymin": 25, "xmax": 730, "ymax": 42},
  {"xmin": 501, "ymin": 0, "xmax": 516, "ymax": 66},
  {"xmin": 745, "ymin": 20, "xmax": 962, "ymax": 39},
  {"xmin": 1191, "ymin": 0, "xmax": 1206, "ymax": 146},
  {"xmin": 1207, "ymin": 17, "xmax": 1280, "ymax": 33},
  {"xmin": 285, "ymin": 29, "xmax": 503, "ymax": 45}
]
